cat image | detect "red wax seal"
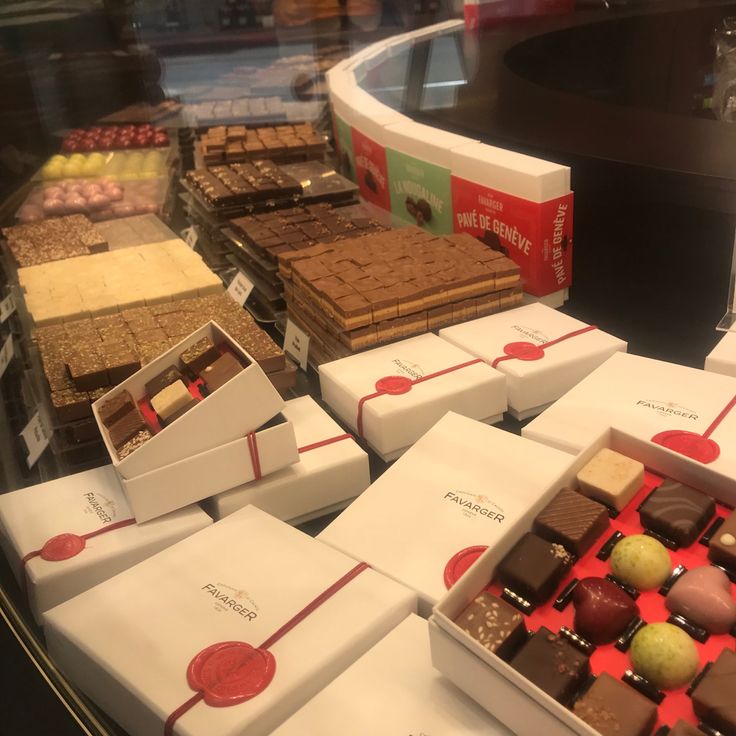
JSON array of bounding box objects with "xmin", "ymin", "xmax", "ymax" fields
[
  {"xmin": 502, "ymin": 341, "xmax": 545, "ymax": 361},
  {"xmin": 374, "ymin": 375, "xmax": 413, "ymax": 395},
  {"xmin": 187, "ymin": 642, "xmax": 276, "ymax": 707},
  {"xmin": 651, "ymin": 430, "xmax": 721, "ymax": 464},
  {"xmin": 444, "ymin": 546, "xmax": 489, "ymax": 590},
  {"xmin": 40, "ymin": 533, "xmax": 86, "ymax": 561}
]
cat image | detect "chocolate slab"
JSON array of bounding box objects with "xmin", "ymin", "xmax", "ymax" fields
[
  {"xmin": 707, "ymin": 510, "xmax": 736, "ymax": 570},
  {"xmin": 534, "ymin": 488, "xmax": 610, "ymax": 556},
  {"xmin": 639, "ymin": 480, "xmax": 715, "ymax": 547},
  {"xmin": 144, "ymin": 365, "xmax": 184, "ymax": 398},
  {"xmin": 97, "ymin": 390, "xmax": 135, "ymax": 428},
  {"xmin": 691, "ymin": 649, "xmax": 736, "ymax": 734},
  {"xmin": 509, "ymin": 626, "xmax": 590, "ymax": 705},
  {"xmin": 104, "ymin": 349, "xmax": 141, "ymax": 385},
  {"xmin": 52, "ymin": 389, "xmax": 92, "ymax": 424},
  {"xmin": 454, "ymin": 591, "xmax": 527, "ymax": 661},
  {"xmin": 107, "ymin": 407, "xmax": 147, "ymax": 450},
  {"xmin": 497, "ymin": 533, "xmax": 573, "ymax": 605},
  {"xmin": 198, "ymin": 351, "xmax": 243, "ymax": 392},
  {"xmin": 66, "ymin": 350, "xmax": 109, "ymax": 392},
  {"xmin": 180, "ymin": 337, "xmax": 220, "ymax": 377},
  {"xmin": 572, "ymin": 672, "xmax": 657, "ymax": 736}
]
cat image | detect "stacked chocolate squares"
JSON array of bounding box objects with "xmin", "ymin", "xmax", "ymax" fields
[
  {"xmin": 93, "ymin": 321, "xmax": 297, "ymax": 522},
  {"xmin": 200, "ymin": 123, "xmax": 326, "ymax": 165},
  {"xmin": 279, "ymin": 227, "xmax": 522, "ymax": 363}
]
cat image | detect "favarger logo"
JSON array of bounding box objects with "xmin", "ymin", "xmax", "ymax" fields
[
  {"xmin": 634, "ymin": 399, "xmax": 698, "ymax": 421},
  {"xmin": 510, "ymin": 325, "xmax": 548, "ymax": 344},
  {"xmin": 82, "ymin": 492, "xmax": 115, "ymax": 524},
  {"xmin": 444, "ymin": 490, "xmax": 505, "ymax": 522},
  {"xmin": 391, "ymin": 358, "xmax": 424, "ymax": 380},
  {"xmin": 202, "ymin": 583, "xmax": 259, "ymax": 621}
]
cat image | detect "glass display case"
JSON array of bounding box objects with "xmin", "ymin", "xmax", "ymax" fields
[{"xmin": 2, "ymin": 2, "xmax": 736, "ymax": 735}]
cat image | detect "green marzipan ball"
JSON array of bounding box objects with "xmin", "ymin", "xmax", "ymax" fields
[
  {"xmin": 630, "ymin": 623, "xmax": 699, "ymax": 690},
  {"xmin": 610, "ymin": 534, "xmax": 671, "ymax": 591}
]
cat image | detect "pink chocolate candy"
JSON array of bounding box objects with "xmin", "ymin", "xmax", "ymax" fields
[{"xmin": 666, "ymin": 566, "xmax": 736, "ymax": 634}]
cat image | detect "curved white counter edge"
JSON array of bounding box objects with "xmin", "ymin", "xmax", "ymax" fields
[{"xmin": 326, "ymin": 19, "xmax": 573, "ymax": 302}]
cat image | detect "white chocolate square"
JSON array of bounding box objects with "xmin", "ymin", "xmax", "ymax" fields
[
  {"xmin": 576, "ymin": 447, "xmax": 644, "ymax": 510},
  {"xmin": 150, "ymin": 380, "xmax": 192, "ymax": 421}
]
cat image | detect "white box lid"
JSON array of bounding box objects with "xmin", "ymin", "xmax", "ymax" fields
[
  {"xmin": 705, "ymin": 331, "xmax": 736, "ymax": 377},
  {"xmin": 318, "ymin": 333, "xmax": 506, "ymax": 456},
  {"xmin": 451, "ymin": 141, "xmax": 570, "ymax": 203},
  {"xmin": 523, "ymin": 352, "xmax": 736, "ymax": 457},
  {"xmin": 273, "ymin": 614, "xmax": 513, "ymax": 735},
  {"xmin": 318, "ymin": 412, "xmax": 574, "ymax": 613},
  {"xmin": 209, "ymin": 396, "xmax": 369, "ymax": 521},
  {"xmin": 382, "ymin": 119, "xmax": 476, "ymax": 169},
  {"xmin": 440, "ymin": 303, "xmax": 627, "ymax": 412},
  {"xmin": 44, "ymin": 506, "xmax": 415, "ymax": 736}
]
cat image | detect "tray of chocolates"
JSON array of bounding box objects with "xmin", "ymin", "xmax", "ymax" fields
[
  {"xmin": 440, "ymin": 443, "xmax": 736, "ymax": 736},
  {"xmin": 183, "ymin": 160, "xmax": 303, "ymax": 211},
  {"xmin": 198, "ymin": 123, "xmax": 327, "ymax": 165},
  {"xmin": 96, "ymin": 335, "xmax": 248, "ymax": 462}
]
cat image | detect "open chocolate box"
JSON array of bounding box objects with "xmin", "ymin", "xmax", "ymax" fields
[
  {"xmin": 430, "ymin": 426, "xmax": 736, "ymax": 736},
  {"xmin": 92, "ymin": 321, "xmax": 297, "ymax": 521}
]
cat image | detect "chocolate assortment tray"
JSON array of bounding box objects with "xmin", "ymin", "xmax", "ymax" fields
[
  {"xmin": 97, "ymin": 337, "xmax": 247, "ymax": 461},
  {"xmin": 450, "ymin": 447, "xmax": 736, "ymax": 736}
]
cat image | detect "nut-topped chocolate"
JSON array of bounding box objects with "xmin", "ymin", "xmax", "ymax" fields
[
  {"xmin": 454, "ymin": 591, "xmax": 527, "ymax": 661},
  {"xmin": 509, "ymin": 627, "xmax": 590, "ymax": 705},
  {"xmin": 496, "ymin": 532, "xmax": 573, "ymax": 605}
]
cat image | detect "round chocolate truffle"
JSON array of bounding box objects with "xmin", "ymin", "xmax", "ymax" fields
[
  {"xmin": 610, "ymin": 534, "xmax": 671, "ymax": 591},
  {"xmin": 630, "ymin": 622, "xmax": 699, "ymax": 690}
]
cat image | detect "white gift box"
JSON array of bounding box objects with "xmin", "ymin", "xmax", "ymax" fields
[
  {"xmin": 273, "ymin": 613, "xmax": 514, "ymax": 736},
  {"xmin": 94, "ymin": 320, "xmax": 285, "ymax": 481},
  {"xmin": 0, "ymin": 465, "xmax": 211, "ymax": 626},
  {"xmin": 705, "ymin": 331, "xmax": 736, "ymax": 377},
  {"xmin": 439, "ymin": 303, "xmax": 627, "ymax": 419},
  {"xmin": 205, "ymin": 396, "xmax": 370, "ymax": 524},
  {"xmin": 318, "ymin": 412, "xmax": 574, "ymax": 616},
  {"xmin": 429, "ymin": 425, "xmax": 736, "ymax": 736},
  {"xmin": 319, "ymin": 333, "xmax": 506, "ymax": 461},
  {"xmin": 120, "ymin": 412, "xmax": 299, "ymax": 523},
  {"xmin": 44, "ymin": 506, "xmax": 416, "ymax": 736},
  {"xmin": 93, "ymin": 320, "xmax": 296, "ymax": 522},
  {"xmin": 523, "ymin": 352, "xmax": 736, "ymax": 457}
]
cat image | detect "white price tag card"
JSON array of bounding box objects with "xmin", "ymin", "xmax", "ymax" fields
[
  {"xmin": 226, "ymin": 270, "xmax": 254, "ymax": 307},
  {"xmin": 183, "ymin": 226, "xmax": 199, "ymax": 249},
  {"xmin": 0, "ymin": 293, "xmax": 16, "ymax": 323},
  {"xmin": 283, "ymin": 319, "xmax": 310, "ymax": 371},
  {"xmin": 0, "ymin": 334, "xmax": 14, "ymax": 380},
  {"xmin": 21, "ymin": 410, "xmax": 51, "ymax": 469}
]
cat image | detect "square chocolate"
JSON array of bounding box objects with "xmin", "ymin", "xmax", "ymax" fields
[
  {"xmin": 160, "ymin": 398, "xmax": 198, "ymax": 426},
  {"xmin": 708, "ymin": 510, "xmax": 736, "ymax": 570},
  {"xmin": 639, "ymin": 479, "xmax": 715, "ymax": 547},
  {"xmin": 145, "ymin": 365, "xmax": 184, "ymax": 398},
  {"xmin": 97, "ymin": 390, "xmax": 135, "ymax": 428},
  {"xmin": 117, "ymin": 428, "xmax": 153, "ymax": 460},
  {"xmin": 104, "ymin": 350, "xmax": 141, "ymax": 385},
  {"xmin": 150, "ymin": 380, "xmax": 194, "ymax": 423},
  {"xmin": 691, "ymin": 649, "xmax": 736, "ymax": 734},
  {"xmin": 108, "ymin": 407, "xmax": 147, "ymax": 450},
  {"xmin": 51, "ymin": 389, "xmax": 92, "ymax": 424},
  {"xmin": 180, "ymin": 337, "xmax": 220, "ymax": 376},
  {"xmin": 577, "ymin": 448, "xmax": 644, "ymax": 511},
  {"xmin": 496, "ymin": 533, "xmax": 573, "ymax": 605},
  {"xmin": 66, "ymin": 350, "xmax": 109, "ymax": 392},
  {"xmin": 534, "ymin": 488, "xmax": 610, "ymax": 556},
  {"xmin": 669, "ymin": 721, "xmax": 706, "ymax": 736},
  {"xmin": 198, "ymin": 352, "xmax": 243, "ymax": 393},
  {"xmin": 454, "ymin": 591, "xmax": 526, "ymax": 661},
  {"xmin": 509, "ymin": 627, "xmax": 590, "ymax": 705},
  {"xmin": 573, "ymin": 672, "xmax": 657, "ymax": 736}
]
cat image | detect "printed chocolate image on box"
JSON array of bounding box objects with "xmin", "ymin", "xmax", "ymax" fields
[
  {"xmin": 451, "ymin": 175, "xmax": 573, "ymax": 297},
  {"xmin": 352, "ymin": 127, "xmax": 390, "ymax": 211},
  {"xmin": 333, "ymin": 114, "xmax": 355, "ymax": 181},
  {"xmin": 386, "ymin": 149, "xmax": 453, "ymax": 235}
]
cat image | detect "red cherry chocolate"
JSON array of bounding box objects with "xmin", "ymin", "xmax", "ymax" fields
[{"xmin": 572, "ymin": 576, "xmax": 639, "ymax": 644}]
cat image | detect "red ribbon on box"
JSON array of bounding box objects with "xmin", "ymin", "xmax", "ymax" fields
[
  {"xmin": 355, "ymin": 358, "xmax": 484, "ymax": 438},
  {"xmin": 651, "ymin": 393, "xmax": 736, "ymax": 464},
  {"xmin": 490, "ymin": 324, "xmax": 598, "ymax": 369},
  {"xmin": 246, "ymin": 432, "xmax": 261, "ymax": 481},
  {"xmin": 22, "ymin": 518, "xmax": 137, "ymax": 565},
  {"xmin": 298, "ymin": 434, "xmax": 354, "ymax": 454},
  {"xmin": 163, "ymin": 561, "xmax": 370, "ymax": 736}
]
